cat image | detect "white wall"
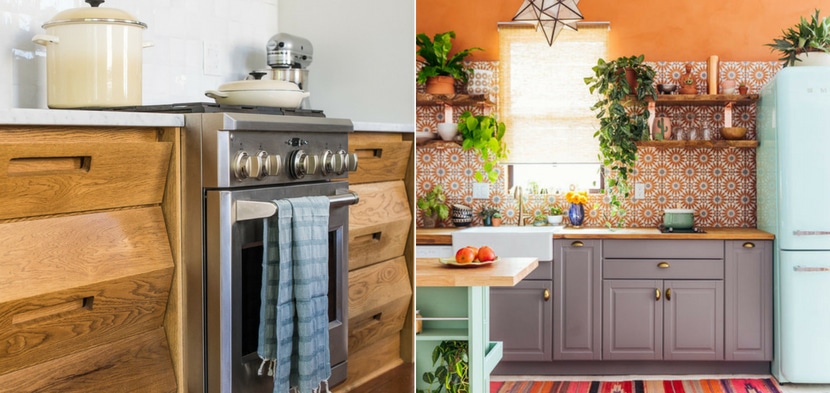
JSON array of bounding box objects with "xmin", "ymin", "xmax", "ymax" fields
[
  {"xmin": 277, "ymin": 0, "xmax": 414, "ymax": 124},
  {"xmin": 2, "ymin": 0, "xmax": 414, "ymax": 125}
]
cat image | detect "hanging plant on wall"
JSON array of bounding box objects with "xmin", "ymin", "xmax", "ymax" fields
[
  {"xmin": 584, "ymin": 54, "xmax": 656, "ymax": 227},
  {"xmin": 457, "ymin": 111, "xmax": 508, "ymax": 182}
]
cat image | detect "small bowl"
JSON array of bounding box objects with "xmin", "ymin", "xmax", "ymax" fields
[
  {"xmin": 436, "ymin": 122, "xmax": 458, "ymax": 141},
  {"xmin": 657, "ymin": 84, "xmax": 678, "ymax": 94},
  {"xmin": 547, "ymin": 215, "xmax": 564, "ymax": 225},
  {"xmin": 720, "ymin": 127, "xmax": 748, "ymax": 140}
]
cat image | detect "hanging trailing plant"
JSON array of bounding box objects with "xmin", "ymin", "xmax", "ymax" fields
[
  {"xmin": 457, "ymin": 111, "xmax": 508, "ymax": 182},
  {"xmin": 583, "ymin": 54, "xmax": 656, "ymax": 227}
]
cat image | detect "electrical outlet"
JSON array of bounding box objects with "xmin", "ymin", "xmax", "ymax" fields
[
  {"xmin": 203, "ymin": 41, "xmax": 222, "ymax": 76},
  {"xmin": 634, "ymin": 182, "xmax": 645, "ymax": 200},
  {"xmin": 472, "ymin": 183, "xmax": 489, "ymax": 199}
]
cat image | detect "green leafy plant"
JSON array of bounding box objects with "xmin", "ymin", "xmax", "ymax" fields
[
  {"xmin": 417, "ymin": 340, "xmax": 468, "ymax": 393},
  {"xmin": 457, "ymin": 111, "xmax": 508, "ymax": 182},
  {"xmin": 417, "ymin": 185, "xmax": 449, "ymax": 221},
  {"xmin": 479, "ymin": 206, "xmax": 499, "ymax": 219},
  {"xmin": 766, "ymin": 9, "xmax": 830, "ymax": 67},
  {"xmin": 584, "ymin": 54, "xmax": 657, "ymax": 228},
  {"xmin": 492, "ymin": 212, "xmax": 503, "ymax": 219},
  {"xmin": 549, "ymin": 205, "xmax": 564, "ymax": 215},
  {"xmin": 416, "ymin": 31, "xmax": 483, "ymax": 85}
]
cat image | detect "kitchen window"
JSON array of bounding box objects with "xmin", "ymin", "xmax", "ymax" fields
[{"xmin": 498, "ymin": 22, "xmax": 609, "ymax": 193}]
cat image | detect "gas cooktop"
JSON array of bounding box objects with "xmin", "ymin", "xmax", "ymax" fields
[
  {"xmin": 80, "ymin": 102, "xmax": 325, "ymax": 117},
  {"xmin": 657, "ymin": 225, "xmax": 706, "ymax": 233}
]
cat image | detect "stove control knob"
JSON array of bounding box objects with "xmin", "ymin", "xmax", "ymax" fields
[
  {"xmin": 265, "ymin": 153, "xmax": 282, "ymax": 176},
  {"xmin": 307, "ymin": 154, "xmax": 319, "ymax": 175},
  {"xmin": 320, "ymin": 149, "xmax": 334, "ymax": 175},
  {"xmin": 288, "ymin": 150, "xmax": 319, "ymax": 179},
  {"xmin": 333, "ymin": 149, "xmax": 348, "ymax": 175},
  {"xmin": 232, "ymin": 151, "xmax": 251, "ymax": 180},
  {"xmin": 346, "ymin": 152, "xmax": 359, "ymax": 172},
  {"xmin": 251, "ymin": 151, "xmax": 268, "ymax": 179}
]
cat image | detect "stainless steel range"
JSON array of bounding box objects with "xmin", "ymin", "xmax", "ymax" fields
[{"xmin": 178, "ymin": 110, "xmax": 358, "ymax": 392}]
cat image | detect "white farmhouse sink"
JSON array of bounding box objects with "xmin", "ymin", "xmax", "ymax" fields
[{"xmin": 452, "ymin": 226, "xmax": 562, "ymax": 261}]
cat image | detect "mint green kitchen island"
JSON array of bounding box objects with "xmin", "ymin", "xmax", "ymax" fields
[{"xmin": 415, "ymin": 257, "xmax": 538, "ymax": 393}]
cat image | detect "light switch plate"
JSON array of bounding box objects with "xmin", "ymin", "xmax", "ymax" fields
[
  {"xmin": 634, "ymin": 182, "xmax": 645, "ymax": 200},
  {"xmin": 472, "ymin": 183, "xmax": 489, "ymax": 199}
]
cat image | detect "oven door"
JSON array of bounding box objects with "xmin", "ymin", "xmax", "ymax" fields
[{"xmin": 203, "ymin": 181, "xmax": 352, "ymax": 393}]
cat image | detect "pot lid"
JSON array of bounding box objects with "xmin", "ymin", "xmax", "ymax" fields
[
  {"xmin": 664, "ymin": 208, "xmax": 694, "ymax": 214},
  {"xmin": 44, "ymin": 0, "xmax": 147, "ymax": 29},
  {"xmin": 217, "ymin": 79, "xmax": 302, "ymax": 92}
]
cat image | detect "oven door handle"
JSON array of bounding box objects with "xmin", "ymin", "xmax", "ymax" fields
[{"xmin": 235, "ymin": 190, "xmax": 360, "ymax": 222}]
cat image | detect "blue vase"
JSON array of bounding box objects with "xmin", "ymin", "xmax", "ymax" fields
[{"xmin": 569, "ymin": 203, "xmax": 585, "ymax": 227}]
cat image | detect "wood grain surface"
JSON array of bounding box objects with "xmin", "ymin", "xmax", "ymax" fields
[
  {"xmin": 416, "ymin": 257, "xmax": 539, "ymax": 287},
  {"xmin": 0, "ymin": 327, "xmax": 176, "ymax": 392},
  {"xmin": 347, "ymin": 256, "xmax": 412, "ymax": 354},
  {"xmin": 334, "ymin": 333, "xmax": 403, "ymax": 393},
  {"xmin": 348, "ymin": 181, "xmax": 412, "ymax": 271},
  {"xmin": 348, "ymin": 132, "xmax": 412, "ymax": 185}
]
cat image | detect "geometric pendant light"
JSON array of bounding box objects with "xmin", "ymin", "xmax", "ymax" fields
[{"xmin": 512, "ymin": 0, "xmax": 584, "ymax": 46}]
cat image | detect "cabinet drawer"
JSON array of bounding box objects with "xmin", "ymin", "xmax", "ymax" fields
[
  {"xmin": 349, "ymin": 180, "xmax": 412, "ymax": 270},
  {"xmin": 0, "ymin": 128, "xmax": 171, "ymax": 219},
  {"xmin": 348, "ymin": 257, "xmax": 412, "ymax": 354},
  {"xmin": 604, "ymin": 259, "xmax": 724, "ymax": 280},
  {"xmin": 348, "ymin": 132, "xmax": 412, "ymax": 185},
  {"xmin": 604, "ymin": 239, "xmax": 723, "ymax": 259}
]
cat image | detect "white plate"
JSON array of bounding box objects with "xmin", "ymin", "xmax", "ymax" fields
[{"xmin": 438, "ymin": 257, "xmax": 499, "ymax": 267}]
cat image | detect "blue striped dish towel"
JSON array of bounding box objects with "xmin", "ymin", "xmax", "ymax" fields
[{"xmin": 258, "ymin": 196, "xmax": 331, "ymax": 393}]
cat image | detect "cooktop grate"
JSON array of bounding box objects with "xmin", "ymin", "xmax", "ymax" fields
[
  {"xmin": 78, "ymin": 102, "xmax": 325, "ymax": 116},
  {"xmin": 657, "ymin": 224, "xmax": 706, "ymax": 233}
]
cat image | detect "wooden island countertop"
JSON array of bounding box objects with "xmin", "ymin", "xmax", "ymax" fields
[{"xmin": 416, "ymin": 257, "xmax": 538, "ymax": 287}]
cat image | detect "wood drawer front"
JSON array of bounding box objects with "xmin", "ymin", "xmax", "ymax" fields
[
  {"xmin": 604, "ymin": 239, "xmax": 724, "ymax": 259},
  {"xmin": 348, "ymin": 256, "xmax": 412, "ymax": 354},
  {"xmin": 0, "ymin": 327, "xmax": 177, "ymax": 392},
  {"xmin": 603, "ymin": 259, "xmax": 724, "ymax": 280},
  {"xmin": 348, "ymin": 132, "xmax": 412, "ymax": 185},
  {"xmin": 349, "ymin": 180, "xmax": 412, "ymax": 271},
  {"xmin": 0, "ymin": 136, "xmax": 171, "ymax": 220}
]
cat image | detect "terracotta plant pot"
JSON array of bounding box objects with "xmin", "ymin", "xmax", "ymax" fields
[
  {"xmin": 491, "ymin": 217, "xmax": 502, "ymax": 227},
  {"xmin": 624, "ymin": 68, "xmax": 638, "ymax": 92},
  {"xmin": 425, "ymin": 75, "xmax": 455, "ymax": 95},
  {"xmin": 738, "ymin": 86, "xmax": 749, "ymax": 95},
  {"xmin": 652, "ymin": 116, "xmax": 672, "ymax": 140}
]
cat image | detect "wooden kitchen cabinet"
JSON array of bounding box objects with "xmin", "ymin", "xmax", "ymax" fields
[
  {"xmin": 725, "ymin": 240, "xmax": 773, "ymax": 361},
  {"xmin": 553, "ymin": 239, "xmax": 602, "ymax": 360},
  {"xmin": 602, "ymin": 240, "xmax": 724, "ymax": 361}
]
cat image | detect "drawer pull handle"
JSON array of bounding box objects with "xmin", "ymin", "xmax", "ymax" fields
[
  {"xmin": 743, "ymin": 242, "xmax": 755, "ymax": 248},
  {"xmin": 657, "ymin": 261, "xmax": 670, "ymax": 268},
  {"xmin": 9, "ymin": 156, "xmax": 91, "ymax": 176},
  {"xmin": 355, "ymin": 148, "xmax": 382, "ymax": 159},
  {"xmin": 655, "ymin": 288, "xmax": 661, "ymax": 301},
  {"xmin": 12, "ymin": 296, "xmax": 94, "ymax": 325},
  {"xmin": 543, "ymin": 289, "xmax": 551, "ymax": 301},
  {"xmin": 571, "ymin": 241, "xmax": 584, "ymax": 247},
  {"xmin": 354, "ymin": 231, "xmax": 382, "ymax": 244},
  {"xmin": 666, "ymin": 288, "xmax": 672, "ymax": 301}
]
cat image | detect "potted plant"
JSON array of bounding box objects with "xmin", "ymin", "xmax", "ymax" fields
[
  {"xmin": 416, "ymin": 31, "xmax": 483, "ymax": 95},
  {"xmin": 491, "ymin": 211, "xmax": 503, "ymax": 227},
  {"xmin": 417, "ymin": 340, "xmax": 468, "ymax": 393},
  {"xmin": 417, "ymin": 185, "xmax": 449, "ymax": 228},
  {"xmin": 479, "ymin": 206, "xmax": 499, "ymax": 226},
  {"xmin": 738, "ymin": 82, "xmax": 749, "ymax": 95},
  {"xmin": 457, "ymin": 111, "xmax": 508, "ymax": 182},
  {"xmin": 766, "ymin": 9, "xmax": 830, "ymax": 67},
  {"xmin": 532, "ymin": 212, "xmax": 548, "ymax": 226},
  {"xmin": 584, "ymin": 54, "xmax": 657, "ymax": 227},
  {"xmin": 547, "ymin": 205, "xmax": 565, "ymax": 225}
]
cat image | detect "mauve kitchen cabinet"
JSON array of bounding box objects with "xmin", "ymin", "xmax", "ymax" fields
[
  {"xmin": 553, "ymin": 239, "xmax": 602, "ymax": 360},
  {"xmin": 725, "ymin": 240, "xmax": 773, "ymax": 361}
]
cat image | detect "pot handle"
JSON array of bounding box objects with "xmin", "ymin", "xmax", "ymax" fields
[
  {"xmin": 301, "ymin": 91, "xmax": 311, "ymax": 98},
  {"xmin": 143, "ymin": 41, "xmax": 155, "ymax": 49},
  {"xmin": 205, "ymin": 90, "xmax": 229, "ymax": 99},
  {"xmin": 32, "ymin": 34, "xmax": 59, "ymax": 46}
]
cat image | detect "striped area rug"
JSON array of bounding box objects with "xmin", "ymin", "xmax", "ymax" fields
[{"xmin": 490, "ymin": 378, "xmax": 783, "ymax": 393}]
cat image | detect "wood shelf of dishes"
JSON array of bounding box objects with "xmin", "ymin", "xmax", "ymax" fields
[
  {"xmin": 649, "ymin": 94, "xmax": 759, "ymax": 106},
  {"xmin": 416, "ymin": 93, "xmax": 495, "ymax": 107},
  {"xmin": 636, "ymin": 140, "xmax": 758, "ymax": 148}
]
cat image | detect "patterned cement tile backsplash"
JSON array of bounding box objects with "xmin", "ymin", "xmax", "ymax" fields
[{"xmin": 416, "ymin": 61, "xmax": 780, "ymax": 228}]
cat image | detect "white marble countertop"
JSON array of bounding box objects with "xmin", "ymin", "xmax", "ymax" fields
[{"xmin": 0, "ymin": 108, "xmax": 184, "ymax": 127}]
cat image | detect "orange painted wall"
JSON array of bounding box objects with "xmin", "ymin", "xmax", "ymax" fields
[{"xmin": 416, "ymin": 0, "xmax": 828, "ymax": 62}]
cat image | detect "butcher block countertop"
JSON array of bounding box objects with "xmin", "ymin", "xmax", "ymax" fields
[
  {"xmin": 416, "ymin": 227, "xmax": 774, "ymax": 245},
  {"xmin": 416, "ymin": 257, "xmax": 538, "ymax": 287}
]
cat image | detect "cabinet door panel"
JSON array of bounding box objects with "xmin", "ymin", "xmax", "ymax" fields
[
  {"xmin": 602, "ymin": 280, "xmax": 662, "ymax": 360},
  {"xmin": 554, "ymin": 239, "xmax": 601, "ymax": 360},
  {"xmin": 725, "ymin": 240, "xmax": 772, "ymax": 360},
  {"xmin": 490, "ymin": 280, "xmax": 552, "ymax": 361},
  {"xmin": 664, "ymin": 280, "xmax": 724, "ymax": 360}
]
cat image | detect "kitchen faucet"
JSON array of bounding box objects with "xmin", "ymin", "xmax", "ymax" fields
[{"xmin": 513, "ymin": 186, "xmax": 528, "ymax": 226}]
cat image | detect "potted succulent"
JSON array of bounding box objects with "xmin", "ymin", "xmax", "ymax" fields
[
  {"xmin": 547, "ymin": 205, "xmax": 565, "ymax": 225},
  {"xmin": 417, "ymin": 184, "xmax": 449, "ymax": 228},
  {"xmin": 738, "ymin": 82, "xmax": 749, "ymax": 95},
  {"xmin": 416, "ymin": 31, "xmax": 483, "ymax": 95},
  {"xmin": 457, "ymin": 111, "xmax": 508, "ymax": 182},
  {"xmin": 584, "ymin": 54, "xmax": 657, "ymax": 227},
  {"xmin": 479, "ymin": 206, "xmax": 499, "ymax": 226},
  {"xmin": 417, "ymin": 340, "xmax": 468, "ymax": 393},
  {"xmin": 491, "ymin": 211, "xmax": 503, "ymax": 227},
  {"xmin": 767, "ymin": 9, "xmax": 830, "ymax": 67}
]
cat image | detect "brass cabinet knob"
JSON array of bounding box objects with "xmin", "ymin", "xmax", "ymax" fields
[
  {"xmin": 666, "ymin": 288, "xmax": 672, "ymax": 301},
  {"xmin": 743, "ymin": 242, "xmax": 755, "ymax": 248},
  {"xmin": 657, "ymin": 261, "xmax": 670, "ymax": 268},
  {"xmin": 571, "ymin": 241, "xmax": 584, "ymax": 247},
  {"xmin": 655, "ymin": 288, "xmax": 661, "ymax": 301},
  {"xmin": 543, "ymin": 289, "xmax": 551, "ymax": 301}
]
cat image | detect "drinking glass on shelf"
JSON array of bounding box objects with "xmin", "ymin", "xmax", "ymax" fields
[
  {"xmin": 703, "ymin": 128, "xmax": 713, "ymax": 140},
  {"xmin": 689, "ymin": 128, "xmax": 700, "ymax": 141},
  {"xmin": 674, "ymin": 128, "xmax": 687, "ymax": 141}
]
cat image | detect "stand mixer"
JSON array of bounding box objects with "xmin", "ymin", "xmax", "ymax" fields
[{"xmin": 249, "ymin": 33, "xmax": 312, "ymax": 94}]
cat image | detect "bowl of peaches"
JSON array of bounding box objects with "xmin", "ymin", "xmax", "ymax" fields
[{"xmin": 439, "ymin": 245, "xmax": 499, "ymax": 267}]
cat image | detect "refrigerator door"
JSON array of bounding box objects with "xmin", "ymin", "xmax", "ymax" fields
[
  {"xmin": 775, "ymin": 68, "xmax": 830, "ymax": 251},
  {"xmin": 776, "ymin": 250, "xmax": 830, "ymax": 383}
]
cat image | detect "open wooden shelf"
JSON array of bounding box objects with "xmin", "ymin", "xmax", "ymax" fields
[
  {"xmin": 649, "ymin": 94, "xmax": 759, "ymax": 106},
  {"xmin": 636, "ymin": 140, "xmax": 758, "ymax": 148},
  {"xmin": 416, "ymin": 93, "xmax": 494, "ymax": 107}
]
